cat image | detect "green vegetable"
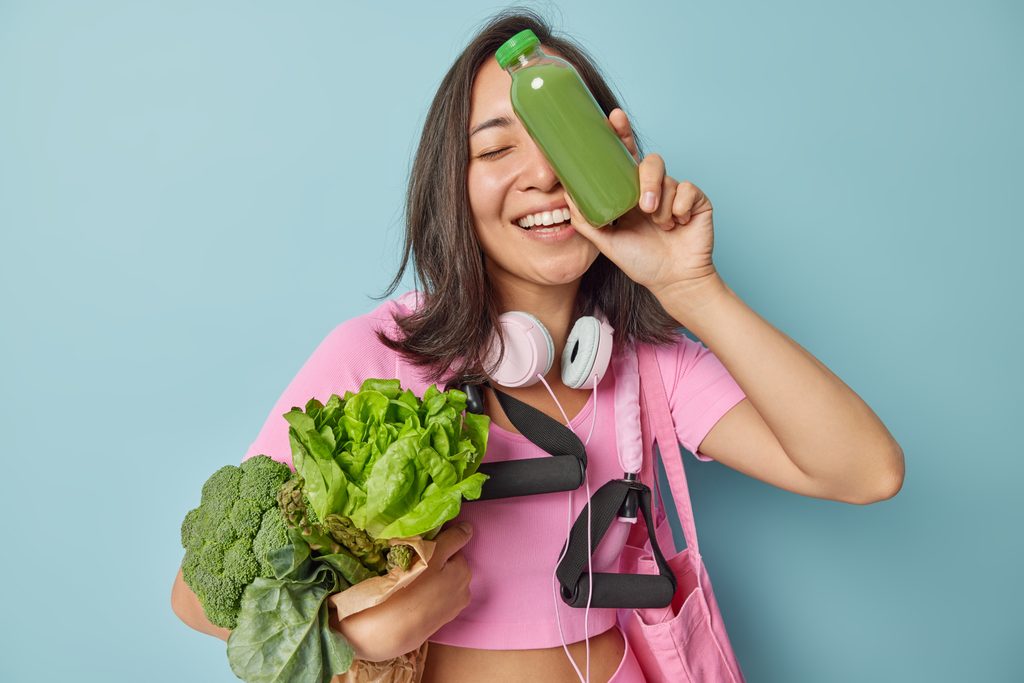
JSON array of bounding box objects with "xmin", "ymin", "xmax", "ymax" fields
[
  {"xmin": 278, "ymin": 477, "xmax": 390, "ymax": 572},
  {"xmin": 228, "ymin": 536, "xmax": 354, "ymax": 683},
  {"xmin": 183, "ymin": 380, "xmax": 484, "ymax": 682},
  {"xmin": 283, "ymin": 379, "xmax": 490, "ymax": 541},
  {"xmin": 386, "ymin": 544, "xmax": 413, "ymax": 572},
  {"xmin": 180, "ymin": 455, "xmax": 293, "ymax": 629},
  {"xmin": 252, "ymin": 507, "xmax": 290, "ymax": 577}
]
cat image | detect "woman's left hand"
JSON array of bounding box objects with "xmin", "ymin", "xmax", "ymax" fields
[{"xmin": 563, "ymin": 108, "xmax": 720, "ymax": 299}]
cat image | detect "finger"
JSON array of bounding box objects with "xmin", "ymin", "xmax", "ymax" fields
[
  {"xmin": 433, "ymin": 523, "xmax": 473, "ymax": 565},
  {"xmin": 608, "ymin": 108, "xmax": 640, "ymax": 161},
  {"xmin": 638, "ymin": 153, "xmax": 665, "ymax": 214},
  {"xmin": 672, "ymin": 180, "xmax": 704, "ymax": 224},
  {"xmin": 652, "ymin": 176, "xmax": 679, "ymax": 229}
]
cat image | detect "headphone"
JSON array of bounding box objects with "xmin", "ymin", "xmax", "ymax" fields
[{"xmin": 482, "ymin": 311, "xmax": 615, "ymax": 389}]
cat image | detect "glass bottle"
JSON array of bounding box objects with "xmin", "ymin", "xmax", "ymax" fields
[{"xmin": 496, "ymin": 29, "xmax": 640, "ymax": 227}]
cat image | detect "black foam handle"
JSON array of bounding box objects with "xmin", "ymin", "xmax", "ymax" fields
[
  {"xmin": 475, "ymin": 456, "xmax": 585, "ymax": 500},
  {"xmin": 561, "ymin": 572, "xmax": 677, "ymax": 609},
  {"xmin": 556, "ymin": 479, "xmax": 678, "ymax": 609}
]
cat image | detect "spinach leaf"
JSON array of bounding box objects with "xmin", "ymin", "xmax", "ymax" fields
[
  {"xmin": 317, "ymin": 551, "xmax": 376, "ymax": 586},
  {"xmin": 227, "ymin": 560, "xmax": 353, "ymax": 683},
  {"xmin": 267, "ymin": 531, "xmax": 312, "ymax": 581}
]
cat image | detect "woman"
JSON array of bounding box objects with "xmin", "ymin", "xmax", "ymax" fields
[{"xmin": 172, "ymin": 9, "xmax": 905, "ymax": 682}]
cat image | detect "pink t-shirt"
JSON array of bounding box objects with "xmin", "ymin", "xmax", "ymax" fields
[{"xmin": 243, "ymin": 292, "xmax": 746, "ymax": 649}]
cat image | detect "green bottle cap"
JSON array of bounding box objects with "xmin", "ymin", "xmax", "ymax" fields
[{"xmin": 495, "ymin": 29, "xmax": 540, "ymax": 69}]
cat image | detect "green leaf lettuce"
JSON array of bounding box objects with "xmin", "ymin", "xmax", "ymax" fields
[{"xmin": 285, "ymin": 380, "xmax": 489, "ymax": 540}]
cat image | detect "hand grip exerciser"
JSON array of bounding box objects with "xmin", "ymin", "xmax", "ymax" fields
[{"xmin": 556, "ymin": 479, "xmax": 676, "ymax": 609}]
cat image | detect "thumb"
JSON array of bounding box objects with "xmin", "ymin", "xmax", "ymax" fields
[
  {"xmin": 433, "ymin": 522, "xmax": 473, "ymax": 565},
  {"xmin": 563, "ymin": 191, "xmax": 611, "ymax": 250}
]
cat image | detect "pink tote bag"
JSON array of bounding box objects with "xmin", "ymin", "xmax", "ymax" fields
[{"xmin": 616, "ymin": 343, "xmax": 746, "ymax": 683}]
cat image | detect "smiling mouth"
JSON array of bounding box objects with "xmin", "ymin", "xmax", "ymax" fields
[{"xmin": 514, "ymin": 207, "xmax": 572, "ymax": 230}]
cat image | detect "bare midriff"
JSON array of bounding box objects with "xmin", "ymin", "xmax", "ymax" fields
[{"xmin": 423, "ymin": 624, "xmax": 625, "ymax": 683}]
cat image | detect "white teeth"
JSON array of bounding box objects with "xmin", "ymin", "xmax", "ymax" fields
[{"xmin": 516, "ymin": 207, "xmax": 571, "ymax": 229}]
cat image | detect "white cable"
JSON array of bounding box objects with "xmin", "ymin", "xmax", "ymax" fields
[
  {"xmin": 543, "ymin": 372, "xmax": 599, "ymax": 683},
  {"xmin": 581, "ymin": 374, "xmax": 598, "ymax": 683},
  {"xmin": 553, "ymin": 493, "xmax": 587, "ymax": 683}
]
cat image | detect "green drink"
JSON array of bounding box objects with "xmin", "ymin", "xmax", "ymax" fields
[{"xmin": 496, "ymin": 29, "xmax": 639, "ymax": 227}]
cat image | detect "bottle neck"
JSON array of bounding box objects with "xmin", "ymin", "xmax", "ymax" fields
[{"xmin": 506, "ymin": 46, "xmax": 544, "ymax": 75}]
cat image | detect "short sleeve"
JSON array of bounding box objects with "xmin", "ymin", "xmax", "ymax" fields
[
  {"xmin": 655, "ymin": 334, "xmax": 746, "ymax": 462},
  {"xmin": 242, "ymin": 311, "xmax": 398, "ymax": 467}
]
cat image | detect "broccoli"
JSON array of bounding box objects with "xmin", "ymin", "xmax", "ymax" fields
[
  {"xmin": 180, "ymin": 455, "xmax": 292, "ymax": 629},
  {"xmin": 252, "ymin": 506, "xmax": 289, "ymax": 577}
]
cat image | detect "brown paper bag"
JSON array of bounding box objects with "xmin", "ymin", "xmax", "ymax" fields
[
  {"xmin": 329, "ymin": 537, "xmax": 436, "ymax": 683},
  {"xmin": 331, "ymin": 641, "xmax": 429, "ymax": 683}
]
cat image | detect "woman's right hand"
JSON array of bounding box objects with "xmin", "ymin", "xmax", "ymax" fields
[{"xmin": 334, "ymin": 522, "xmax": 474, "ymax": 662}]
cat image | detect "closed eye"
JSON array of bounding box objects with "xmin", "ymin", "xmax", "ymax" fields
[{"xmin": 477, "ymin": 147, "xmax": 510, "ymax": 160}]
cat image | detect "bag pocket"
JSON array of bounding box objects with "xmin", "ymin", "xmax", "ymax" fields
[{"xmin": 621, "ymin": 545, "xmax": 743, "ymax": 683}]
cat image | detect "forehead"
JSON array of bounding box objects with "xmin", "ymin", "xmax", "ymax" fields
[
  {"xmin": 469, "ymin": 57, "xmax": 513, "ymax": 124},
  {"xmin": 469, "ymin": 45, "xmax": 567, "ymax": 129}
]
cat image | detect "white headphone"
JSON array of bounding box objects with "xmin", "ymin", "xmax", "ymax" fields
[{"xmin": 482, "ymin": 311, "xmax": 615, "ymax": 389}]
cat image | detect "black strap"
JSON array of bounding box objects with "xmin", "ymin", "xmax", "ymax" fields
[
  {"xmin": 470, "ymin": 384, "xmax": 587, "ymax": 500},
  {"xmin": 555, "ymin": 479, "xmax": 677, "ymax": 608},
  {"xmin": 454, "ymin": 383, "xmax": 677, "ymax": 609}
]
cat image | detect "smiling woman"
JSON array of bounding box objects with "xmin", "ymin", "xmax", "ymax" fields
[
  {"xmin": 375, "ymin": 10, "xmax": 683, "ymax": 390},
  {"xmin": 366, "ymin": 10, "xmax": 697, "ymax": 683},
  {"xmin": 172, "ymin": 5, "xmax": 904, "ymax": 683}
]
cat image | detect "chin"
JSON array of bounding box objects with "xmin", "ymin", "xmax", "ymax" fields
[{"xmin": 532, "ymin": 256, "xmax": 598, "ymax": 285}]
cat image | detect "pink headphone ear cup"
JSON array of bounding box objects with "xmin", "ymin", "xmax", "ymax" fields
[{"xmin": 483, "ymin": 311, "xmax": 554, "ymax": 388}]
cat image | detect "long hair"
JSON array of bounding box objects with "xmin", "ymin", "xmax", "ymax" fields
[{"xmin": 375, "ymin": 7, "xmax": 682, "ymax": 385}]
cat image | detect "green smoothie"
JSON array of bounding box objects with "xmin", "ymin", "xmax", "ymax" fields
[{"xmin": 497, "ymin": 30, "xmax": 639, "ymax": 227}]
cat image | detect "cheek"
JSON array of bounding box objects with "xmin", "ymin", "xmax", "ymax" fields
[{"xmin": 467, "ymin": 164, "xmax": 513, "ymax": 220}]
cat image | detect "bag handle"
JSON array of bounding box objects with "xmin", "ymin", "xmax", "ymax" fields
[{"xmin": 637, "ymin": 342, "xmax": 701, "ymax": 559}]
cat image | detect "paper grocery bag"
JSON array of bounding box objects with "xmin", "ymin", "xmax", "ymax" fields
[
  {"xmin": 331, "ymin": 641, "xmax": 429, "ymax": 683},
  {"xmin": 329, "ymin": 537, "xmax": 436, "ymax": 683}
]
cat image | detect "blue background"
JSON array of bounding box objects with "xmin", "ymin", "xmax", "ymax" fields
[{"xmin": 1, "ymin": 1, "xmax": 1020, "ymax": 680}]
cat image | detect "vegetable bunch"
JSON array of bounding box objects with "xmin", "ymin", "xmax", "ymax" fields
[
  {"xmin": 284, "ymin": 378, "xmax": 489, "ymax": 543},
  {"xmin": 180, "ymin": 455, "xmax": 293, "ymax": 629},
  {"xmin": 179, "ymin": 379, "xmax": 489, "ymax": 683}
]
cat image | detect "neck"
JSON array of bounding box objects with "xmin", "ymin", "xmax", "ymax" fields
[{"xmin": 493, "ymin": 278, "xmax": 582, "ymax": 375}]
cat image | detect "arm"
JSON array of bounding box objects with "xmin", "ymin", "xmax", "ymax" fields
[
  {"xmin": 170, "ymin": 567, "xmax": 231, "ymax": 641},
  {"xmin": 170, "ymin": 526, "xmax": 475, "ymax": 661},
  {"xmin": 659, "ymin": 275, "xmax": 905, "ymax": 505},
  {"xmin": 559, "ymin": 109, "xmax": 903, "ymax": 505},
  {"xmin": 561, "ymin": 108, "xmax": 902, "ymax": 503}
]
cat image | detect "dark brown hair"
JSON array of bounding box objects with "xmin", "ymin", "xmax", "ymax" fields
[{"xmin": 375, "ymin": 7, "xmax": 682, "ymax": 385}]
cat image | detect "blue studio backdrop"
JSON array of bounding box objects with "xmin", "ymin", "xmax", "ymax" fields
[{"xmin": 1, "ymin": 1, "xmax": 1020, "ymax": 681}]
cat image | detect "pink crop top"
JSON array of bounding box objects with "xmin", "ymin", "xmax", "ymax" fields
[{"xmin": 242, "ymin": 292, "xmax": 746, "ymax": 649}]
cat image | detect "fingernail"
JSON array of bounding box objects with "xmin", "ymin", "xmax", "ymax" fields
[
  {"xmin": 458, "ymin": 522, "xmax": 473, "ymax": 535},
  {"xmin": 641, "ymin": 192, "xmax": 657, "ymax": 212}
]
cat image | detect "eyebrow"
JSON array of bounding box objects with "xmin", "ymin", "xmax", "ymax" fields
[{"xmin": 469, "ymin": 114, "xmax": 514, "ymax": 138}]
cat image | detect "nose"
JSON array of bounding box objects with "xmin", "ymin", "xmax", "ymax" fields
[{"xmin": 517, "ymin": 136, "xmax": 560, "ymax": 192}]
